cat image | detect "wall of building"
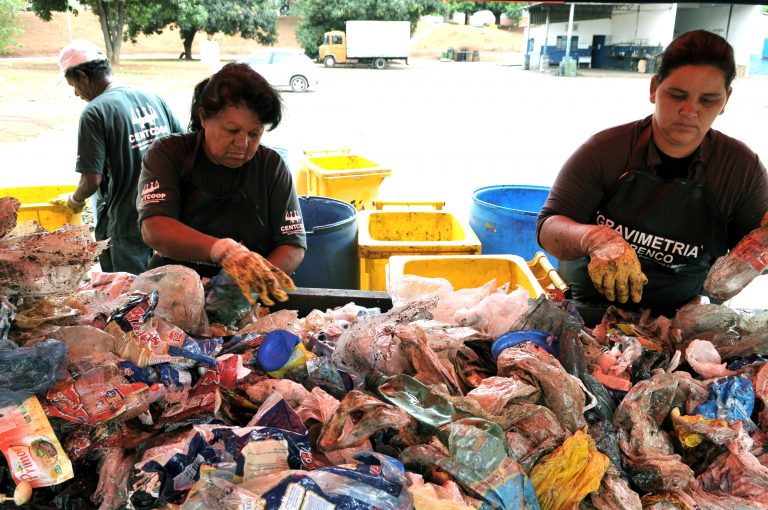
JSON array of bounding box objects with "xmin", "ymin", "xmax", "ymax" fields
[
  {"xmin": 609, "ymin": 4, "xmax": 675, "ymax": 46},
  {"xmin": 675, "ymin": 5, "xmax": 765, "ymax": 74},
  {"xmin": 525, "ymin": 3, "xmax": 766, "ymax": 74},
  {"xmin": 527, "ymin": 18, "xmax": 611, "ymax": 68}
]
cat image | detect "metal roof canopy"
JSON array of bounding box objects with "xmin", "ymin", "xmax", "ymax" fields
[{"xmin": 527, "ymin": 1, "xmax": 760, "ymax": 25}]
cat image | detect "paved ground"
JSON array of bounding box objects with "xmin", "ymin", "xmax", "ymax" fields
[{"xmin": 3, "ymin": 57, "xmax": 768, "ymax": 307}]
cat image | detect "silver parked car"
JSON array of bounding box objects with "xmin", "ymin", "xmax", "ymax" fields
[{"xmin": 243, "ymin": 48, "xmax": 319, "ymax": 93}]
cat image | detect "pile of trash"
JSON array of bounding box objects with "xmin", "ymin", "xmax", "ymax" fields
[{"xmin": 1, "ymin": 197, "xmax": 767, "ymax": 509}]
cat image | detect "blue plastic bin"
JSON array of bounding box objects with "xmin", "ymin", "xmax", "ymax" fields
[
  {"xmin": 469, "ymin": 185, "xmax": 552, "ymax": 261},
  {"xmin": 291, "ymin": 196, "xmax": 360, "ymax": 290}
]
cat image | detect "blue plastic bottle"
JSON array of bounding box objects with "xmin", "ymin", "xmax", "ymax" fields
[{"xmin": 257, "ymin": 330, "xmax": 313, "ymax": 378}]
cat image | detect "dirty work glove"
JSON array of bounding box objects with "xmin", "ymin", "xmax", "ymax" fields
[
  {"xmin": 580, "ymin": 225, "xmax": 648, "ymax": 304},
  {"xmin": 704, "ymin": 214, "xmax": 768, "ymax": 301},
  {"xmin": 49, "ymin": 192, "xmax": 85, "ymax": 213},
  {"xmin": 210, "ymin": 238, "xmax": 296, "ymax": 306}
]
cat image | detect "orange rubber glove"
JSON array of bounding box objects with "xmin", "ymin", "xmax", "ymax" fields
[
  {"xmin": 210, "ymin": 238, "xmax": 296, "ymax": 306},
  {"xmin": 580, "ymin": 225, "xmax": 648, "ymax": 304}
]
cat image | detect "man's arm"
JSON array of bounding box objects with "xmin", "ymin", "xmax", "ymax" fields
[{"xmin": 63, "ymin": 172, "xmax": 102, "ymax": 211}]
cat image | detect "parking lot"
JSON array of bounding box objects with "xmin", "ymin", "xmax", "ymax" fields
[
  {"xmin": 5, "ymin": 57, "xmax": 767, "ymax": 211},
  {"xmin": 272, "ymin": 60, "xmax": 768, "ymax": 214},
  {"xmin": 3, "ymin": 56, "xmax": 768, "ymax": 305}
]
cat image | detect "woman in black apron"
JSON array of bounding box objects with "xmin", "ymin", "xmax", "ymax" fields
[
  {"xmin": 137, "ymin": 63, "xmax": 306, "ymax": 305},
  {"xmin": 537, "ymin": 30, "xmax": 768, "ymax": 325}
]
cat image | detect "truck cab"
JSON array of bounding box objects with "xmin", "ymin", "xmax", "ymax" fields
[{"xmin": 319, "ymin": 30, "xmax": 347, "ymax": 67}]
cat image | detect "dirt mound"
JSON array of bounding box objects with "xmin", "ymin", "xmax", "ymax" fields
[{"xmin": 411, "ymin": 22, "xmax": 523, "ymax": 58}]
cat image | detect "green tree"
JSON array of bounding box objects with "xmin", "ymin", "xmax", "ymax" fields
[
  {"xmin": 294, "ymin": 0, "xmax": 441, "ymax": 59},
  {"xmin": 447, "ymin": 2, "xmax": 530, "ymax": 26},
  {"xmin": 0, "ymin": 0, "xmax": 25, "ymax": 55},
  {"xmin": 127, "ymin": 0, "xmax": 278, "ymax": 61},
  {"xmin": 28, "ymin": 0, "xmax": 143, "ymax": 64}
]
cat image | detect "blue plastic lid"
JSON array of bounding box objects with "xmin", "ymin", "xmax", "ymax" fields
[
  {"xmin": 257, "ymin": 330, "xmax": 301, "ymax": 372},
  {"xmin": 491, "ymin": 329, "xmax": 558, "ymax": 358}
]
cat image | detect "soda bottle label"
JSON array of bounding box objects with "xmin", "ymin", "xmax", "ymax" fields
[{"xmin": 731, "ymin": 231, "xmax": 768, "ymax": 273}]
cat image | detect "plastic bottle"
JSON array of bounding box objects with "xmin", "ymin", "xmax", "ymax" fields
[
  {"xmin": 491, "ymin": 329, "xmax": 558, "ymax": 358},
  {"xmin": 705, "ymin": 227, "xmax": 768, "ymax": 301},
  {"xmin": 257, "ymin": 330, "xmax": 314, "ymax": 378}
]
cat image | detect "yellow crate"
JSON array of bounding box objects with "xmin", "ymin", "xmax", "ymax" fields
[
  {"xmin": 387, "ymin": 254, "xmax": 545, "ymax": 298},
  {"xmin": 299, "ymin": 149, "xmax": 392, "ymax": 210},
  {"xmin": 0, "ymin": 185, "xmax": 82, "ymax": 231},
  {"xmin": 358, "ymin": 207, "xmax": 481, "ymax": 291}
]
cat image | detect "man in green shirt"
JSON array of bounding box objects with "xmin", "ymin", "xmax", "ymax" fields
[{"xmin": 57, "ymin": 40, "xmax": 183, "ymax": 274}]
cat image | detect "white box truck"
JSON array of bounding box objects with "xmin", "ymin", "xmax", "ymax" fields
[{"xmin": 319, "ymin": 20, "xmax": 411, "ymax": 69}]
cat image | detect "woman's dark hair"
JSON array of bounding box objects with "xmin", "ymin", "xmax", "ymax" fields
[
  {"xmin": 653, "ymin": 29, "xmax": 736, "ymax": 89},
  {"xmin": 189, "ymin": 62, "xmax": 283, "ymax": 132},
  {"xmin": 63, "ymin": 58, "xmax": 112, "ymax": 81}
]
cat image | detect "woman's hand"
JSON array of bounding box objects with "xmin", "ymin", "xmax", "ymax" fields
[
  {"xmin": 581, "ymin": 225, "xmax": 648, "ymax": 303},
  {"xmin": 211, "ymin": 238, "xmax": 296, "ymax": 306}
]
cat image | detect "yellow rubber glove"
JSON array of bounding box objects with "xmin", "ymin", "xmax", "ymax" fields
[
  {"xmin": 580, "ymin": 225, "xmax": 648, "ymax": 304},
  {"xmin": 49, "ymin": 192, "xmax": 86, "ymax": 213},
  {"xmin": 210, "ymin": 238, "xmax": 296, "ymax": 306}
]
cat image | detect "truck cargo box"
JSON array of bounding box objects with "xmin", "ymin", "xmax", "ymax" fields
[{"xmin": 345, "ymin": 20, "xmax": 410, "ymax": 59}]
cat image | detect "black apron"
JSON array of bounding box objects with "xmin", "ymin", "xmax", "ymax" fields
[
  {"xmin": 148, "ymin": 132, "xmax": 272, "ymax": 278},
  {"xmin": 560, "ymin": 124, "xmax": 728, "ymax": 318}
]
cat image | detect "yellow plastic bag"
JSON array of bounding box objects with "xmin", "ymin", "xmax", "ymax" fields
[{"xmin": 530, "ymin": 428, "xmax": 610, "ymax": 510}]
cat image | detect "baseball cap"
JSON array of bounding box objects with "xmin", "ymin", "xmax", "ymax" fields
[{"xmin": 56, "ymin": 39, "xmax": 107, "ymax": 83}]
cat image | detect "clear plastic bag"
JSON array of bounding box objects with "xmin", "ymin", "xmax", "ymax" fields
[
  {"xmin": 0, "ymin": 339, "xmax": 68, "ymax": 407},
  {"xmin": 130, "ymin": 264, "xmax": 209, "ymax": 336}
]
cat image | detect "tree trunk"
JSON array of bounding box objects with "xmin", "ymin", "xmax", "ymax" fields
[
  {"xmin": 94, "ymin": 0, "xmax": 126, "ymax": 65},
  {"xmin": 181, "ymin": 29, "xmax": 196, "ymax": 60}
]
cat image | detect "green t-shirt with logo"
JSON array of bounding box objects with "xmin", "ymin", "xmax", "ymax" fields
[{"xmin": 76, "ymin": 86, "xmax": 182, "ymax": 242}]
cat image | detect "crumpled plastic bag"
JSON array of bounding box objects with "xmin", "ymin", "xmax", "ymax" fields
[
  {"xmin": 529, "ymin": 428, "xmax": 610, "ymax": 510},
  {"xmin": 693, "ymin": 376, "xmax": 757, "ymax": 431},
  {"xmin": 204, "ymin": 269, "xmax": 253, "ymax": 328},
  {"xmin": 11, "ymin": 295, "xmax": 83, "ymax": 331},
  {"xmin": 454, "ymin": 285, "xmax": 531, "ymax": 339},
  {"xmin": 0, "ymin": 338, "xmax": 68, "ymax": 407},
  {"xmin": 0, "ymin": 196, "xmax": 20, "ymax": 238},
  {"xmin": 330, "ymin": 299, "xmax": 437, "ymax": 381},
  {"xmin": 0, "ymin": 294, "xmax": 16, "ymax": 339},
  {"xmin": 685, "ymin": 339, "xmax": 737, "ymax": 379},
  {"xmin": 237, "ymin": 453, "xmax": 413, "ymax": 510},
  {"xmin": 389, "ymin": 275, "xmax": 504, "ymax": 325},
  {"xmin": 130, "ymin": 265, "xmax": 209, "ymax": 336},
  {"xmin": 0, "ymin": 224, "xmax": 107, "ymax": 297},
  {"xmin": 401, "ymin": 420, "xmax": 541, "ymax": 510},
  {"xmin": 388, "ymin": 274, "xmax": 454, "ymax": 308},
  {"xmin": 44, "ymin": 325, "xmax": 117, "ymax": 360},
  {"xmin": 408, "ymin": 473, "xmax": 476, "ymax": 510}
]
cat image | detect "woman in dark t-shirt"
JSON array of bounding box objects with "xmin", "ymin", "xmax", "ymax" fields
[
  {"xmin": 137, "ymin": 63, "xmax": 306, "ymax": 306},
  {"xmin": 536, "ymin": 30, "xmax": 768, "ymax": 324}
]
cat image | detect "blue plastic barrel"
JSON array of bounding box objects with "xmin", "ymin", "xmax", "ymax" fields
[
  {"xmin": 292, "ymin": 196, "xmax": 360, "ymax": 289},
  {"xmin": 469, "ymin": 185, "xmax": 551, "ymax": 261}
]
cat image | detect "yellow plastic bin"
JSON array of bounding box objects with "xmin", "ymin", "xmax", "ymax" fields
[
  {"xmin": 0, "ymin": 185, "xmax": 82, "ymax": 231},
  {"xmin": 387, "ymin": 254, "xmax": 545, "ymax": 298},
  {"xmin": 299, "ymin": 149, "xmax": 392, "ymax": 210},
  {"xmin": 358, "ymin": 202, "xmax": 482, "ymax": 291}
]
